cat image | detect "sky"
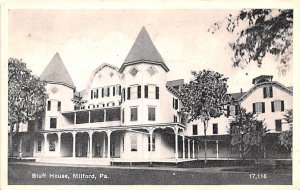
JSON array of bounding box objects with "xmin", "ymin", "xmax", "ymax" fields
[{"xmin": 8, "ymin": 9, "xmax": 293, "ymax": 92}]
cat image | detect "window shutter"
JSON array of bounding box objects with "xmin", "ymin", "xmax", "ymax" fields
[
  {"xmin": 145, "ymin": 85, "xmax": 148, "ymax": 98},
  {"xmin": 102, "ymin": 88, "xmax": 104, "ymax": 98},
  {"xmin": 107, "ymin": 87, "xmax": 110, "ymax": 97},
  {"xmin": 262, "ymin": 102, "xmax": 265, "ymax": 113},
  {"xmin": 119, "ymin": 86, "xmax": 121, "ymax": 95},
  {"xmin": 269, "ymin": 86, "xmax": 273, "ymax": 98},
  {"xmin": 123, "ymin": 88, "xmax": 125, "ymax": 102},
  {"xmin": 226, "ymin": 105, "xmax": 230, "ymax": 117},
  {"xmin": 137, "ymin": 85, "xmax": 141, "ymax": 98},
  {"xmin": 175, "ymin": 99, "xmax": 179, "ymax": 110},
  {"xmin": 173, "ymin": 98, "xmax": 175, "ymax": 109},
  {"xmin": 113, "ymin": 87, "xmax": 115, "ymax": 96},
  {"xmin": 155, "ymin": 86, "xmax": 159, "ymax": 99},
  {"xmin": 281, "ymin": 100, "xmax": 285, "ymax": 111},
  {"xmin": 91, "ymin": 90, "xmax": 93, "ymax": 99},
  {"xmin": 127, "ymin": 87, "xmax": 131, "ymax": 100},
  {"xmin": 96, "ymin": 89, "xmax": 99, "ymax": 98},
  {"xmin": 263, "ymin": 87, "xmax": 267, "ymax": 98},
  {"xmin": 235, "ymin": 105, "xmax": 239, "ymax": 115},
  {"xmin": 271, "ymin": 101, "xmax": 275, "ymax": 112},
  {"xmin": 252, "ymin": 103, "xmax": 256, "ymax": 113}
]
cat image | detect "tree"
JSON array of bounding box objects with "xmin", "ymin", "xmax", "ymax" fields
[
  {"xmin": 279, "ymin": 109, "xmax": 293, "ymax": 151},
  {"xmin": 229, "ymin": 106, "xmax": 268, "ymax": 160},
  {"xmin": 8, "ymin": 58, "xmax": 48, "ymax": 158},
  {"xmin": 179, "ymin": 70, "xmax": 230, "ymax": 163},
  {"xmin": 209, "ymin": 9, "xmax": 293, "ymax": 75}
]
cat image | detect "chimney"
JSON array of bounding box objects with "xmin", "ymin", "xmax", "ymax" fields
[{"xmin": 240, "ymin": 88, "xmax": 243, "ymax": 93}]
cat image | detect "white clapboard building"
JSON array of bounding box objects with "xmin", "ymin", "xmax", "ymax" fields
[{"xmin": 11, "ymin": 27, "xmax": 292, "ymax": 165}]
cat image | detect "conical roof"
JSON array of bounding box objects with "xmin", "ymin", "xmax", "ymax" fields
[
  {"xmin": 40, "ymin": 52, "xmax": 76, "ymax": 89},
  {"xmin": 120, "ymin": 27, "xmax": 169, "ymax": 72}
]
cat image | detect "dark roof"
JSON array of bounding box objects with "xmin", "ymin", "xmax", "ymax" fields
[
  {"xmin": 252, "ymin": 75, "xmax": 273, "ymax": 84},
  {"xmin": 120, "ymin": 27, "xmax": 169, "ymax": 72},
  {"xmin": 40, "ymin": 52, "xmax": 75, "ymax": 89},
  {"xmin": 229, "ymin": 92, "xmax": 246, "ymax": 100},
  {"xmin": 166, "ymin": 79, "xmax": 184, "ymax": 88}
]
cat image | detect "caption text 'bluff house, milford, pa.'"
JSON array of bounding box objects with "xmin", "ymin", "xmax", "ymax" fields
[{"xmin": 11, "ymin": 27, "xmax": 293, "ymax": 165}]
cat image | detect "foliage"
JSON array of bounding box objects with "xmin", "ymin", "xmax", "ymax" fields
[
  {"xmin": 179, "ymin": 70, "xmax": 231, "ymax": 162},
  {"xmin": 8, "ymin": 58, "xmax": 48, "ymax": 157},
  {"xmin": 209, "ymin": 9, "xmax": 293, "ymax": 75},
  {"xmin": 279, "ymin": 109, "xmax": 293, "ymax": 150},
  {"xmin": 229, "ymin": 107, "xmax": 268, "ymax": 159}
]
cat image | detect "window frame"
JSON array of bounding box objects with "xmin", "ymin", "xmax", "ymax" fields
[
  {"xmin": 148, "ymin": 107, "xmax": 156, "ymax": 121},
  {"xmin": 50, "ymin": 117, "xmax": 57, "ymax": 129},
  {"xmin": 130, "ymin": 107, "xmax": 138, "ymax": 121}
]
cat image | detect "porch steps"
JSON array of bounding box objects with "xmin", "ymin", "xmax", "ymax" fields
[{"xmin": 35, "ymin": 157, "xmax": 111, "ymax": 165}]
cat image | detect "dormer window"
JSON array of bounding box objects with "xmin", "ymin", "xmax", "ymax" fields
[
  {"xmin": 263, "ymin": 86, "xmax": 273, "ymax": 98},
  {"xmin": 129, "ymin": 67, "xmax": 138, "ymax": 77}
]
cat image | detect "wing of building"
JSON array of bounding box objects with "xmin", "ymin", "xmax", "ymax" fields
[{"xmin": 11, "ymin": 27, "xmax": 293, "ymax": 165}]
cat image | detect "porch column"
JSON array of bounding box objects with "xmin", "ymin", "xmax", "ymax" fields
[
  {"xmin": 149, "ymin": 128, "xmax": 153, "ymax": 163},
  {"xmin": 72, "ymin": 132, "xmax": 76, "ymax": 157},
  {"xmin": 57, "ymin": 132, "xmax": 61, "ymax": 157},
  {"xmin": 175, "ymin": 127, "xmax": 178, "ymax": 162},
  {"xmin": 188, "ymin": 139, "xmax": 190, "ymax": 159},
  {"xmin": 216, "ymin": 141, "xmax": 219, "ymax": 159},
  {"xmin": 88, "ymin": 111, "xmax": 91, "ymax": 123},
  {"xmin": 89, "ymin": 131, "xmax": 93, "ymax": 158},
  {"xmin": 197, "ymin": 142, "xmax": 200, "ymax": 159},
  {"xmin": 192, "ymin": 140, "xmax": 195, "ymax": 159},
  {"xmin": 43, "ymin": 133, "xmax": 48, "ymax": 156},
  {"xmin": 74, "ymin": 113, "xmax": 77, "ymax": 125},
  {"xmin": 103, "ymin": 134, "xmax": 106, "ymax": 158},
  {"xmin": 19, "ymin": 136, "xmax": 23, "ymax": 158},
  {"xmin": 182, "ymin": 135, "xmax": 185, "ymax": 159},
  {"xmin": 106, "ymin": 130, "xmax": 111, "ymax": 159}
]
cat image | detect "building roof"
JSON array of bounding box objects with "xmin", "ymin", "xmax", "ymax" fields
[
  {"xmin": 166, "ymin": 79, "xmax": 184, "ymax": 88},
  {"xmin": 120, "ymin": 27, "xmax": 169, "ymax": 72},
  {"xmin": 229, "ymin": 92, "xmax": 246, "ymax": 100},
  {"xmin": 252, "ymin": 75, "xmax": 273, "ymax": 84},
  {"xmin": 40, "ymin": 52, "xmax": 75, "ymax": 89}
]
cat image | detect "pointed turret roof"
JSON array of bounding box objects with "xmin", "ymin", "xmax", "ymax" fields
[
  {"xmin": 40, "ymin": 52, "xmax": 76, "ymax": 89},
  {"xmin": 120, "ymin": 27, "xmax": 169, "ymax": 72}
]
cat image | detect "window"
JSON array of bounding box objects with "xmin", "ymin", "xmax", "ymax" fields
[
  {"xmin": 173, "ymin": 98, "xmax": 179, "ymax": 110},
  {"xmin": 263, "ymin": 86, "xmax": 273, "ymax": 98},
  {"xmin": 173, "ymin": 115, "xmax": 178, "ymax": 122},
  {"xmin": 213, "ymin": 123, "xmax": 218, "ymax": 134},
  {"xmin": 148, "ymin": 107, "xmax": 156, "ymax": 121},
  {"xmin": 38, "ymin": 119, "xmax": 43, "ymax": 129},
  {"xmin": 118, "ymin": 86, "xmax": 121, "ymax": 96},
  {"xmin": 26, "ymin": 141, "xmax": 30, "ymax": 152},
  {"xmin": 122, "ymin": 137, "xmax": 125, "ymax": 152},
  {"xmin": 144, "ymin": 85, "xmax": 148, "ymax": 98},
  {"xmin": 130, "ymin": 67, "xmax": 138, "ymax": 77},
  {"xmin": 253, "ymin": 102, "xmax": 265, "ymax": 113},
  {"xmin": 130, "ymin": 86, "xmax": 138, "ymax": 99},
  {"xmin": 137, "ymin": 85, "xmax": 141, "ymax": 99},
  {"xmin": 57, "ymin": 101, "xmax": 61, "ymax": 111},
  {"xmin": 122, "ymin": 109, "xmax": 125, "ymax": 123},
  {"xmin": 148, "ymin": 85, "xmax": 156, "ymax": 99},
  {"xmin": 130, "ymin": 135, "xmax": 137, "ymax": 151},
  {"xmin": 275, "ymin": 119, "xmax": 282, "ymax": 131},
  {"xmin": 130, "ymin": 107, "xmax": 138, "ymax": 121},
  {"xmin": 49, "ymin": 140, "xmax": 55, "ymax": 151},
  {"xmin": 227, "ymin": 105, "xmax": 237, "ymax": 117},
  {"xmin": 193, "ymin": 125, "xmax": 198, "ymax": 135},
  {"xmin": 50, "ymin": 118, "xmax": 57, "ymax": 128},
  {"xmin": 47, "ymin": 101, "xmax": 51, "ymax": 111},
  {"xmin": 271, "ymin": 100, "xmax": 284, "ymax": 112},
  {"xmin": 148, "ymin": 135, "xmax": 155, "ymax": 151},
  {"xmin": 155, "ymin": 87, "xmax": 159, "ymax": 99},
  {"xmin": 94, "ymin": 89, "xmax": 99, "ymax": 98},
  {"xmin": 147, "ymin": 66, "xmax": 156, "ymax": 76},
  {"xmin": 105, "ymin": 87, "xmax": 110, "ymax": 97},
  {"xmin": 127, "ymin": 87, "xmax": 131, "ymax": 100},
  {"xmin": 37, "ymin": 140, "xmax": 42, "ymax": 152}
]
